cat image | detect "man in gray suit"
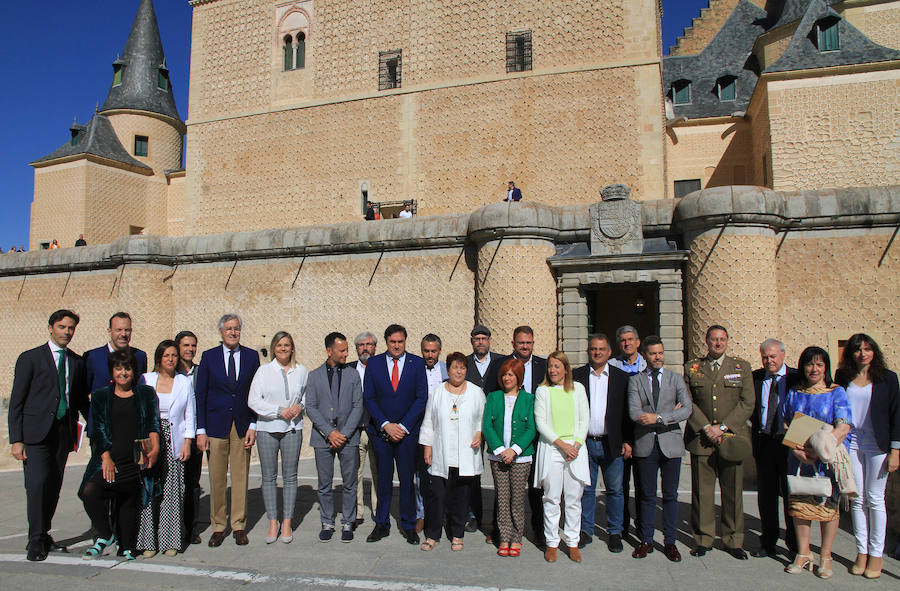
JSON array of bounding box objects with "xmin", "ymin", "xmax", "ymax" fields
[
  {"xmin": 627, "ymin": 335, "xmax": 692, "ymax": 562},
  {"xmin": 306, "ymin": 332, "xmax": 364, "ymax": 543}
]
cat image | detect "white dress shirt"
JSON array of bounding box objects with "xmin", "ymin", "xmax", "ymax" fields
[
  {"xmin": 587, "ymin": 364, "xmax": 610, "ymax": 436},
  {"xmin": 47, "ymin": 340, "xmax": 70, "ymax": 404},
  {"xmin": 355, "ymin": 361, "xmax": 366, "ymax": 383},
  {"xmin": 248, "ymin": 360, "xmax": 308, "ymax": 433},
  {"xmin": 473, "ymin": 353, "xmax": 491, "ymax": 377},
  {"xmin": 223, "ymin": 344, "xmax": 241, "ymax": 378},
  {"xmin": 522, "ymin": 356, "xmax": 534, "ymax": 394},
  {"xmin": 759, "ymin": 363, "xmax": 787, "ymax": 433}
]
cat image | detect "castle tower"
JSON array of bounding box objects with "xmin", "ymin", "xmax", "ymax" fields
[{"xmin": 29, "ymin": 0, "xmax": 185, "ymax": 249}]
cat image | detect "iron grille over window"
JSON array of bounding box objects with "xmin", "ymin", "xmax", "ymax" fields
[
  {"xmin": 378, "ymin": 49, "xmax": 402, "ymax": 90},
  {"xmin": 506, "ymin": 30, "xmax": 532, "ymax": 72}
]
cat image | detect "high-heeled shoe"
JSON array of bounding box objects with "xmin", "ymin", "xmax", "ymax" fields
[
  {"xmin": 785, "ymin": 554, "xmax": 812, "ymax": 574},
  {"xmin": 497, "ymin": 545, "xmax": 510, "ymax": 557},
  {"xmin": 850, "ymin": 553, "xmax": 867, "ymax": 576},
  {"xmin": 816, "ymin": 555, "xmax": 833, "ymax": 579},
  {"xmin": 863, "ymin": 556, "xmax": 883, "ymax": 579}
]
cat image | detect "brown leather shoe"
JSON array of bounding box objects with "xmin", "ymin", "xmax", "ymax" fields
[
  {"xmin": 567, "ymin": 546, "xmax": 582, "ymax": 563},
  {"xmin": 544, "ymin": 547, "xmax": 558, "ymax": 562},
  {"xmin": 632, "ymin": 542, "xmax": 653, "ymax": 559},
  {"xmin": 233, "ymin": 530, "xmax": 249, "ymax": 545},
  {"xmin": 208, "ymin": 531, "xmax": 226, "ymax": 548},
  {"xmin": 664, "ymin": 544, "xmax": 682, "ymax": 562}
]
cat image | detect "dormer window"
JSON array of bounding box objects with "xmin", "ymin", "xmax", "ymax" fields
[
  {"xmin": 157, "ymin": 68, "xmax": 169, "ymax": 91},
  {"xmin": 70, "ymin": 131, "xmax": 81, "ymax": 147},
  {"xmin": 815, "ymin": 18, "xmax": 840, "ymax": 52},
  {"xmin": 716, "ymin": 76, "xmax": 737, "ymax": 102},
  {"xmin": 112, "ymin": 64, "xmax": 124, "ymax": 87},
  {"xmin": 672, "ymin": 79, "xmax": 691, "ymax": 105}
]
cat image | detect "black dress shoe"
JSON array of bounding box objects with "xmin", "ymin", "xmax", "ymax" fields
[
  {"xmin": 464, "ymin": 517, "xmax": 478, "ymax": 533},
  {"xmin": 233, "ymin": 530, "xmax": 249, "ymax": 545},
  {"xmin": 607, "ymin": 534, "xmax": 623, "ymax": 553},
  {"xmin": 402, "ymin": 528, "xmax": 420, "ymax": 545},
  {"xmin": 751, "ymin": 546, "xmax": 775, "ymax": 558},
  {"xmin": 578, "ymin": 531, "xmax": 593, "ymax": 549},
  {"xmin": 366, "ymin": 524, "xmax": 390, "ymax": 543},
  {"xmin": 45, "ymin": 536, "xmax": 68, "ymax": 553},
  {"xmin": 26, "ymin": 544, "xmax": 48, "ymax": 562},
  {"xmin": 208, "ymin": 531, "xmax": 226, "ymax": 547},
  {"xmin": 353, "ymin": 518, "xmax": 364, "ymax": 531},
  {"xmin": 632, "ymin": 542, "xmax": 653, "ymax": 559},
  {"xmin": 725, "ymin": 547, "xmax": 748, "ymax": 560},
  {"xmin": 664, "ymin": 544, "xmax": 682, "ymax": 562},
  {"xmin": 190, "ymin": 533, "xmax": 202, "ymax": 545},
  {"xmin": 690, "ymin": 546, "xmax": 711, "ymax": 557}
]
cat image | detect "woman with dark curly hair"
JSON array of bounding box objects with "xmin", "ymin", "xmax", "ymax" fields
[{"xmin": 835, "ymin": 334, "xmax": 900, "ymax": 579}]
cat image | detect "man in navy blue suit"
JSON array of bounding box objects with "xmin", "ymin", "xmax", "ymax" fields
[
  {"xmin": 505, "ymin": 181, "xmax": 523, "ymax": 202},
  {"xmin": 85, "ymin": 312, "xmax": 148, "ymax": 393},
  {"xmin": 195, "ymin": 314, "xmax": 261, "ymax": 548},
  {"xmin": 364, "ymin": 324, "xmax": 428, "ymax": 545},
  {"xmin": 84, "ymin": 312, "xmax": 147, "ymax": 435}
]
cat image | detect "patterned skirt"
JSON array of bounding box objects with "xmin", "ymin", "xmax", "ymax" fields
[{"xmin": 137, "ymin": 418, "xmax": 185, "ymax": 551}]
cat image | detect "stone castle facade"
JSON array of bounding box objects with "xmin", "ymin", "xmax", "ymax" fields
[{"xmin": 6, "ymin": 0, "xmax": 899, "ymax": 399}]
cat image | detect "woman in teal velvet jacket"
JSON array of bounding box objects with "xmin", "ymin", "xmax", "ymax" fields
[
  {"xmin": 482, "ymin": 357, "xmax": 536, "ymax": 557},
  {"xmin": 79, "ymin": 349, "xmax": 160, "ymax": 560}
]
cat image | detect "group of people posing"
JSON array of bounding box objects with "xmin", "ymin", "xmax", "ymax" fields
[{"xmin": 8, "ymin": 310, "xmax": 899, "ymax": 581}]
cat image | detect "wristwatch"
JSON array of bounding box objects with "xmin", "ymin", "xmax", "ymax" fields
[{"xmin": 719, "ymin": 424, "xmax": 728, "ymax": 432}]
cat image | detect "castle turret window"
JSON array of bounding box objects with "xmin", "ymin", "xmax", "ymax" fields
[
  {"xmin": 113, "ymin": 64, "xmax": 124, "ymax": 87},
  {"xmin": 157, "ymin": 69, "xmax": 169, "ymax": 91},
  {"xmin": 134, "ymin": 135, "xmax": 149, "ymax": 157},
  {"xmin": 672, "ymin": 79, "xmax": 691, "ymax": 105},
  {"xmin": 716, "ymin": 76, "xmax": 736, "ymax": 102},
  {"xmin": 815, "ymin": 19, "xmax": 840, "ymax": 52}
]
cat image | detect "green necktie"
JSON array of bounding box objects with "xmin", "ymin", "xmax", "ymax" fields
[{"xmin": 56, "ymin": 349, "xmax": 68, "ymax": 420}]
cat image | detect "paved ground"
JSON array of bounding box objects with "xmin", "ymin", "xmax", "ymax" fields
[{"xmin": 0, "ymin": 457, "xmax": 897, "ymax": 591}]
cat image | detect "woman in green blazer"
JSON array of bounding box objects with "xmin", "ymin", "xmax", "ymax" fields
[
  {"xmin": 79, "ymin": 349, "xmax": 160, "ymax": 561},
  {"xmin": 482, "ymin": 357, "xmax": 536, "ymax": 557}
]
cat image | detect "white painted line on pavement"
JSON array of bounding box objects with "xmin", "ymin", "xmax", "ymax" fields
[
  {"xmin": 0, "ymin": 532, "xmax": 28, "ymax": 540},
  {"xmin": 0, "ymin": 554, "xmax": 539, "ymax": 591}
]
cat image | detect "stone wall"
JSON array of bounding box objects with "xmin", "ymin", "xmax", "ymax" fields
[
  {"xmin": 666, "ymin": 120, "xmax": 754, "ymax": 192},
  {"xmin": 767, "ymin": 70, "xmax": 900, "ymax": 191},
  {"xmin": 844, "ymin": 1, "xmax": 900, "ymax": 51},
  {"xmin": 30, "ymin": 162, "xmax": 89, "ymax": 250}
]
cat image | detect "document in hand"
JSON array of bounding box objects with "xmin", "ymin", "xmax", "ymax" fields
[{"xmin": 782, "ymin": 412, "xmax": 826, "ymax": 449}]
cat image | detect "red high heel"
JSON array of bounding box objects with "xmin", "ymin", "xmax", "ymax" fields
[
  {"xmin": 497, "ymin": 546, "xmax": 510, "ymax": 557},
  {"xmin": 508, "ymin": 547, "xmax": 521, "ymax": 557}
]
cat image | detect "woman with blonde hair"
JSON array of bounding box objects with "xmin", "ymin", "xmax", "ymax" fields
[
  {"xmin": 248, "ymin": 331, "xmax": 308, "ymax": 544},
  {"xmin": 534, "ymin": 351, "xmax": 590, "ymax": 563}
]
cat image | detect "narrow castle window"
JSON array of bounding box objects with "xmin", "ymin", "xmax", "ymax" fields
[
  {"xmin": 379, "ymin": 49, "xmax": 402, "ymax": 90},
  {"xmin": 157, "ymin": 69, "xmax": 169, "ymax": 91},
  {"xmin": 815, "ymin": 19, "xmax": 840, "ymax": 52},
  {"xmin": 283, "ymin": 34, "xmax": 294, "ymax": 71},
  {"xmin": 672, "ymin": 79, "xmax": 691, "ymax": 105},
  {"xmin": 295, "ymin": 32, "xmax": 306, "ymax": 69},
  {"xmin": 134, "ymin": 135, "xmax": 149, "ymax": 157},
  {"xmin": 113, "ymin": 64, "xmax": 123, "ymax": 87},
  {"xmin": 506, "ymin": 30, "xmax": 532, "ymax": 72},
  {"xmin": 716, "ymin": 76, "xmax": 736, "ymax": 102}
]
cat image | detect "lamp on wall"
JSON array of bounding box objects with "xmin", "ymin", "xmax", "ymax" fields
[{"xmin": 634, "ymin": 297, "xmax": 647, "ymax": 315}]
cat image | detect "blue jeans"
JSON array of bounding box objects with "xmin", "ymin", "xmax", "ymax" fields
[{"xmin": 580, "ymin": 437, "xmax": 624, "ymax": 536}]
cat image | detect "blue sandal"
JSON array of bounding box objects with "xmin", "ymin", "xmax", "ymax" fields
[
  {"xmin": 120, "ymin": 549, "xmax": 137, "ymax": 561},
  {"xmin": 82, "ymin": 535, "xmax": 116, "ymax": 560}
]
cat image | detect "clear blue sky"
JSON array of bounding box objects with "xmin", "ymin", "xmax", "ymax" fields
[{"xmin": 0, "ymin": 0, "xmax": 709, "ymax": 249}]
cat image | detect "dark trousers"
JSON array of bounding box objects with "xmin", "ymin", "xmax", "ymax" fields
[
  {"xmin": 182, "ymin": 440, "xmax": 202, "ymax": 540},
  {"xmin": 81, "ymin": 473, "xmax": 141, "ymax": 550},
  {"xmin": 754, "ymin": 432, "xmax": 796, "ymax": 553},
  {"xmin": 528, "ymin": 462, "xmax": 544, "ymax": 540},
  {"xmin": 636, "ymin": 442, "xmax": 681, "ymax": 545},
  {"xmin": 426, "ymin": 467, "xmax": 474, "ymax": 540},
  {"xmin": 23, "ymin": 418, "xmax": 72, "ymax": 548},
  {"xmin": 371, "ymin": 430, "xmax": 417, "ymax": 531},
  {"xmin": 622, "ymin": 456, "xmax": 642, "ymax": 533},
  {"xmin": 467, "ymin": 475, "xmax": 483, "ymax": 523}
]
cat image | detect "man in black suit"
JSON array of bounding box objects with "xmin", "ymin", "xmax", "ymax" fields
[
  {"xmin": 573, "ymin": 333, "xmax": 632, "ymax": 553},
  {"xmin": 8, "ymin": 309, "xmax": 88, "ymax": 561},
  {"xmin": 483, "ymin": 325, "xmax": 548, "ymax": 544},
  {"xmin": 751, "ymin": 338, "xmax": 799, "ymax": 558}
]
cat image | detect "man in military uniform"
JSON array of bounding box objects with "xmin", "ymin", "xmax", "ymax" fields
[{"xmin": 684, "ymin": 325, "xmax": 754, "ymax": 559}]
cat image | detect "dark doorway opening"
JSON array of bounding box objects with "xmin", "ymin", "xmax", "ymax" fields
[{"xmin": 588, "ymin": 282, "xmax": 659, "ymax": 346}]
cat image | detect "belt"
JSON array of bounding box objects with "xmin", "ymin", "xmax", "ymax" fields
[{"xmin": 587, "ymin": 435, "xmax": 608, "ymax": 441}]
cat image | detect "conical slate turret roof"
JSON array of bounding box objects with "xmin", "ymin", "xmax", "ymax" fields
[
  {"xmin": 31, "ymin": 113, "xmax": 152, "ymax": 173},
  {"xmin": 100, "ymin": 0, "xmax": 181, "ymax": 122}
]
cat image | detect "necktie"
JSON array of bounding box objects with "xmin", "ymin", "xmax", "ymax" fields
[
  {"xmin": 391, "ymin": 358, "xmax": 399, "ymax": 391},
  {"xmin": 228, "ymin": 349, "xmax": 237, "ymax": 385},
  {"xmin": 330, "ymin": 367, "xmax": 340, "ymax": 405},
  {"xmin": 56, "ymin": 349, "xmax": 68, "ymax": 420},
  {"xmin": 651, "ymin": 369, "xmax": 660, "ymax": 408},
  {"xmin": 710, "ymin": 359, "xmax": 720, "ymax": 374},
  {"xmin": 764, "ymin": 375, "xmax": 779, "ymax": 434}
]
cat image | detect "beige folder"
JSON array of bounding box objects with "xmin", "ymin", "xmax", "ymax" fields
[{"xmin": 782, "ymin": 412, "xmax": 826, "ymax": 449}]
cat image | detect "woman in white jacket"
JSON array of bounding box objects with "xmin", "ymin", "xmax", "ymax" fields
[
  {"xmin": 534, "ymin": 350, "xmax": 589, "ymax": 563},
  {"xmin": 248, "ymin": 331, "xmax": 307, "ymax": 544},
  {"xmin": 137, "ymin": 340, "xmax": 196, "ymax": 557},
  {"xmin": 419, "ymin": 352, "xmax": 485, "ymax": 552}
]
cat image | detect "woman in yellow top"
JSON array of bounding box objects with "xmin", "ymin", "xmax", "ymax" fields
[{"xmin": 534, "ymin": 351, "xmax": 590, "ymax": 563}]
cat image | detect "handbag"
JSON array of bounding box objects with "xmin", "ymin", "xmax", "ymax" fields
[{"xmin": 786, "ymin": 463, "xmax": 832, "ymax": 497}]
